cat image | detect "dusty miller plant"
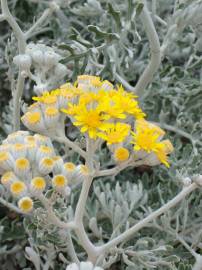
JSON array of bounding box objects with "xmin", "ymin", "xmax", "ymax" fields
[{"xmin": 0, "ymin": 0, "xmax": 202, "ymax": 269}]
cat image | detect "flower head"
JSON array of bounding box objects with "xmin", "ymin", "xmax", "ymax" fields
[
  {"xmin": 33, "ymin": 91, "xmax": 58, "ymax": 105},
  {"xmin": 52, "ymin": 175, "xmax": 67, "ymax": 190},
  {"xmin": 18, "ymin": 196, "xmax": 33, "ymax": 213},
  {"xmin": 114, "ymin": 147, "xmax": 130, "ymax": 162},
  {"xmin": 98, "ymin": 123, "xmax": 131, "ymax": 145},
  {"xmin": 10, "ymin": 180, "xmax": 26, "ymax": 196},
  {"xmin": 131, "ymin": 119, "xmax": 173, "ymax": 167},
  {"xmin": 73, "ymin": 107, "xmax": 107, "ymax": 139},
  {"xmin": 31, "ymin": 177, "xmax": 46, "ymax": 192}
]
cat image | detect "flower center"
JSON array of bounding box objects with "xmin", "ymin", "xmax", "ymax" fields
[{"xmin": 27, "ymin": 112, "xmax": 41, "ymax": 124}]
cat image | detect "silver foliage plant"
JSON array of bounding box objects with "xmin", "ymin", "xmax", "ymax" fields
[{"xmin": 0, "ymin": 0, "xmax": 202, "ymax": 269}]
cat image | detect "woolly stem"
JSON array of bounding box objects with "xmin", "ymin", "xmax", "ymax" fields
[
  {"xmin": 0, "ymin": 197, "xmax": 24, "ymax": 214},
  {"xmin": 134, "ymin": 0, "xmax": 161, "ymax": 97},
  {"xmin": 73, "ymin": 137, "xmax": 100, "ymax": 262}
]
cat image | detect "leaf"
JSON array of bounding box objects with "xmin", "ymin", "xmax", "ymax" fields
[
  {"xmin": 88, "ymin": 25, "xmax": 120, "ymax": 42},
  {"xmin": 108, "ymin": 3, "xmax": 121, "ymax": 30},
  {"xmin": 135, "ymin": 2, "xmax": 144, "ymax": 16},
  {"xmin": 57, "ymin": 44, "xmax": 75, "ymax": 55},
  {"xmin": 69, "ymin": 27, "xmax": 92, "ymax": 48}
]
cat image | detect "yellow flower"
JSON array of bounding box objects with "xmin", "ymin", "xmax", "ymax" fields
[
  {"xmin": 79, "ymin": 91, "xmax": 103, "ymax": 105},
  {"xmin": 38, "ymin": 157, "xmax": 54, "ymax": 174},
  {"xmin": 77, "ymin": 75, "xmax": 103, "ymax": 88},
  {"xmin": 98, "ymin": 123, "xmax": 131, "ymax": 144},
  {"xmin": 31, "ymin": 177, "xmax": 46, "ymax": 191},
  {"xmin": 112, "ymin": 92, "xmax": 145, "ymax": 119},
  {"xmin": 39, "ymin": 145, "xmax": 53, "ymax": 154},
  {"xmin": 45, "ymin": 107, "xmax": 59, "ymax": 116},
  {"xmin": 22, "ymin": 111, "xmax": 41, "ymax": 125},
  {"xmin": 131, "ymin": 119, "xmax": 173, "ymax": 167},
  {"xmin": 0, "ymin": 152, "xmax": 9, "ymax": 163},
  {"xmin": 33, "ymin": 91, "xmax": 57, "ymax": 105},
  {"xmin": 1, "ymin": 171, "xmax": 15, "ymax": 186},
  {"xmin": 98, "ymin": 94, "xmax": 126, "ymax": 120},
  {"xmin": 18, "ymin": 197, "xmax": 33, "ymax": 213},
  {"xmin": 73, "ymin": 107, "xmax": 107, "ymax": 139},
  {"xmin": 52, "ymin": 175, "xmax": 67, "ymax": 188},
  {"xmin": 61, "ymin": 103, "xmax": 81, "ymax": 116},
  {"xmin": 24, "ymin": 136, "xmax": 36, "ymax": 143},
  {"xmin": 114, "ymin": 147, "xmax": 130, "ymax": 162},
  {"xmin": 10, "ymin": 181, "xmax": 26, "ymax": 196},
  {"xmin": 29, "ymin": 76, "xmax": 146, "ymax": 140},
  {"xmin": 64, "ymin": 162, "xmax": 76, "ymax": 172},
  {"xmin": 15, "ymin": 158, "xmax": 30, "ymax": 170}
]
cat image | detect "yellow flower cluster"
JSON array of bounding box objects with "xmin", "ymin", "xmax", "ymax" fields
[
  {"xmin": 131, "ymin": 119, "xmax": 174, "ymax": 167},
  {"xmin": 0, "ymin": 131, "xmax": 87, "ymax": 213},
  {"xmin": 22, "ymin": 75, "xmax": 144, "ymax": 139},
  {"xmin": 62, "ymin": 79, "xmax": 145, "ymax": 139},
  {"xmin": 21, "ymin": 83, "xmax": 81, "ymax": 133},
  {"xmin": 21, "ymin": 75, "xmax": 173, "ymax": 167}
]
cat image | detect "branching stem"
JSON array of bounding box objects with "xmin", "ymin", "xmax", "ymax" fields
[
  {"xmin": 99, "ymin": 182, "xmax": 198, "ymax": 254},
  {"xmin": 0, "ymin": 0, "xmax": 57, "ymax": 131}
]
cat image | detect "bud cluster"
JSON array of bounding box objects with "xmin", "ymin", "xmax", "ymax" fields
[
  {"xmin": 13, "ymin": 43, "xmax": 68, "ymax": 94},
  {"xmin": 0, "ymin": 131, "xmax": 89, "ymax": 213}
]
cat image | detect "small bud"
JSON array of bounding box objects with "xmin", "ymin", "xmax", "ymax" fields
[
  {"xmin": 13, "ymin": 54, "xmax": 32, "ymax": 71},
  {"xmin": 31, "ymin": 50, "xmax": 44, "ymax": 66},
  {"xmin": 66, "ymin": 263, "xmax": 79, "ymax": 270},
  {"xmin": 1, "ymin": 171, "xmax": 17, "ymax": 187},
  {"xmin": 44, "ymin": 51, "xmax": 60, "ymax": 68},
  {"xmin": 18, "ymin": 196, "xmax": 33, "ymax": 213},
  {"xmin": 33, "ymin": 84, "xmax": 48, "ymax": 95},
  {"xmin": 182, "ymin": 177, "xmax": 192, "ymax": 187},
  {"xmin": 54, "ymin": 63, "xmax": 67, "ymax": 79},
  {"xmin": 14, "ymin": 158, "xmax": 30, "ymax": 178},
  {"xmin": 80, "ymin": 262, "xmax": 94, "ymax": 270},
  {"xmin": 38, "ymin": 157, "xmax": 54, "ymax": 175},
  {"xmin": 192, "ymin": 175, "xmax": 202, "ymax": 187},
  {"xmin": 30, "ymin": 177, "xmax": 46, "ymax": 194},
  {"xmin": 52, "ymin": 174, "xmax": 68, "ymax": 192},
  {"xmin": 10, "ymin": 180, "xmax": 27, "ymax": 197},
  {"xmin": 21, "ymin": 71, "xmax": 29, "ymax": 78}
]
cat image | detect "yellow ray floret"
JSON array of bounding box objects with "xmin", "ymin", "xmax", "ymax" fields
[
  {"xmin": 73, "ymin": 107, "xmax": 107, "ymax": 139},
  {"xmin": 33, "ymin": 91, "xmax": 57, "ymax": 105},
  {"xmin": 98, "ymin": 123, "xmax": 131, "ymax": 144},
  {"xmin": 131, "ymin": 119, "xmax": 173, "ymax": 167}
]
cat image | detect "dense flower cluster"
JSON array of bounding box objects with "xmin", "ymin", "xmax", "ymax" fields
[
  {"xmin": 21, "ymin": 75, "xmax": 173, "ymax": 167},
  {"xmin": 0, "ymin": 131, "xmax": 88, "ymax": 213}
]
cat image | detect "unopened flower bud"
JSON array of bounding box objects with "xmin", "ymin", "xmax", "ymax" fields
[
  {"xmin": 18, "ymin": 196, "xmax": 33, "ymax": 213},
  {"xmin": 54, "ymin": 63, "xmax": 67, "ymax": 79},
  {"xmin": 31, "ymin": 50, "xmax": 44, "ymax": 66},
  {"xmin": 33, "ymin": 84, "xmax": 48, "ymax": 95},
  {"xmin": 66, "ymin": 263, "xmax": 79, "ymax": 270},
  {"xmin": 21, "ymin": 71, "xmax": 29, "ymax": 78},
  {"xmin": 44, "ymin": 51, "xmax": 60, "ymax": 68},
  {"xmin": 13, "ymin": 54, "xmax": 32, "ymax": 71},
  {"xmin": 182, "ymin": 177, "xmax": 192, "ymax": 187},
  {"xmin": 80, "ymin": 262, "xmax": 93, "ymax": 270}
]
